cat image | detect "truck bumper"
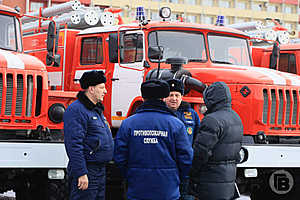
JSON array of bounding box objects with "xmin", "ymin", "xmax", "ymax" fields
[
  {"xmin": 238, "ymin": 144, "xmax": 300, "ymax": 168},
  {"xmin": 0, "ymin": 142, "xmax": 68, "ymax": 168}
]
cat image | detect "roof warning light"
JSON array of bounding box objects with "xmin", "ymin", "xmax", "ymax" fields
[
  {"xmin": 136, "ymin": 6, "xmax": 146, "ymax": 22},
  {"xmin": 215, "ymin": 15, "xmax": 225, "ymax": 26}
]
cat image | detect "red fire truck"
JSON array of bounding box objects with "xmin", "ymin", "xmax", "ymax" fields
[
  {"xmin": 23, "ymin": 6, "xmax": 300, "ymax": 200},
  {"xmin": 252, "ymin": 42, "xmax": 300, "ymax": 76},
  {"xmin": 0, "ymin": 4, "xmax": 71, "ymax": 200}
]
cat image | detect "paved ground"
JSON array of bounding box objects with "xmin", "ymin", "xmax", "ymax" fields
[
  {"xmin": 0, "ymin": 191, "xmax": 251, "ymax": 200},
  {"xmin": 0, "ymin": 191, "xmax": 14, "ymax": 200},
  {"xmin": 238, "ymin": 195, "xmax": 251, "ymax": 200}
]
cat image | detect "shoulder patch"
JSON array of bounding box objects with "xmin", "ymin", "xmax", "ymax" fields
[{"xmin": 184, "ymin": 112, "xmax": 193, "ymax": 120}]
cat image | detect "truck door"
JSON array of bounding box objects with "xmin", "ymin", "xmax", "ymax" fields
[{"xmin": 110, "ymin": 30, "xmax": 145, "ymax": 127}]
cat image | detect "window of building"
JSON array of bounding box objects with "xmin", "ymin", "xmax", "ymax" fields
[
  {"xmin": 284, "ymin": 23, "xmax": 292, "ymax": 30},
  {"xmin": 186, "ymin": 15, "xmax": 197, "ymax": 23},
  {"xmin": 187, "ymin": 0, "xmax": 196, "ymax": 5},
  {"xmin": 219, "ymin": 0, "xmax": 230, "ymax": 8},
  {"xmin": 251, "ymin": 2, "xmax": 261, "ymax": 11},
  {"xmin": 202, "ymin": 0, "xmax": 213, "ymax": 7},
  {"xmin": 236, "ymin": 2, "xmax": 246, "ymax": 10},
  {"xmin": 80, "ymin": 37, "xmax": 103, "ymax": 65},
  {"xmin": 235, "ymin": 18, "xmax": 245, "ymax": 24},
  {"xmin": 284, "ymin": 6, "xmax": 293, "ymax": 14},
  {"xmin": 223, "ymin": 16, "xmax": 229, "ymax": 25},
  {"xmin": 171, "ymin": 13, "xmax": 178, "ymax": 21},
  {"xmin": 203, "ymin": 16, "xmax": 214, "ymax": 24},
  {"xmin": 30, "ymin": 1, "xmax": 45, "ymax": 12},
  {"xmin": 267, "ymin": 4, "xmax": 276, "ymax": 12},
  {"xmin": 169, "ymin": 0, "xmax": 179, "ymax": 3},
  {"xmin": 151, "ymin": 11, "xmax": 160, "ymax": 21}
]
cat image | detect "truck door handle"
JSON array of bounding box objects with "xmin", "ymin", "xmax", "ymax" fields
[{"xmin": 111, "ymin": 78, "xmax": 119, "ymax": 81}]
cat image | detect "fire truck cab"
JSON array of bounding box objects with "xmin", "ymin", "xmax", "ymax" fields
[
  {"xmin": 0, "ymin": 4, "xmax": 69, "ymax": 200},
  {"xmin": 23, "ymin": 6, "xmax": 300, "ymax": 200},
  {"xmin": 252, "ymin": 43, "xmax": 300, "ymax": 75}
]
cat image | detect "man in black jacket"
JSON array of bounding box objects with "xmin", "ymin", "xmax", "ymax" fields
[{"xmin": 189, "ymin": 81, "xmax": 243, "ymax": 200}]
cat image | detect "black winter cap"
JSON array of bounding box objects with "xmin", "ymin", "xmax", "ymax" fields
[
  {"xmin": 141, "ymin": 79, "xmax": 170, "ymax": 99},
  {"xmin": 167, "ymin": 79, "xmax": 184, "ymax": 95},
  {"xmin": 79, "ymin": 70, "xmax": 106, "ymax": 89}
]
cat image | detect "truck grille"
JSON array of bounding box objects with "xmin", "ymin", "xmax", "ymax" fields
[
  {"xmin": 0, "ymin": 73, "xmax": 43, "ymax": 121},
  {"xmin": 263, "ymin": 88, "xmax": 298, "ymax": 126}
]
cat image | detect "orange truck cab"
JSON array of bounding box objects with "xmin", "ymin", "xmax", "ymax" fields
[
  {"xmin": 253, "ymin": 43, "xmax": 300, "ymax": 75},
  {"xmin": 0, "ymin": 5, "xmax": 69, "ymax": 200},
  {"xmin": 23, "ymin": 6, "xmax": 300, "ymax": 199}
]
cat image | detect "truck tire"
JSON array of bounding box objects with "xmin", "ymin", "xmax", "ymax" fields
[
  {"xmin": 15, "ymin": 171, "xmax": 69, "ymax": 200},
  {"xmin": 46, "ymin": 179, "xmax": 69, "ymax": 200}
]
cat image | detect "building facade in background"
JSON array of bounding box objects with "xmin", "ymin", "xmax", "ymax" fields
[{"xmin": 1, "ymin": 0, "xmax": 300, "ymax": 37}]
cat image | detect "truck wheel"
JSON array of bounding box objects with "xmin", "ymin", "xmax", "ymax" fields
[
  {"xmin": 15, "ymin": 180, "xmax": 31, "ymax": 200},
  {"xmin": 15, "ymin": 172, "xmax": 69, "ymax": 200},
  {"xmin": 251, "ymin": 169, "xmax": 299, "ymax": 200},
  {"xmin": 15, "ymin": 177, "xmax": 36, "ymax": 200},
  {"xmin": 46, "ymin": 179, "xmax": 69, "ymax": 200}
]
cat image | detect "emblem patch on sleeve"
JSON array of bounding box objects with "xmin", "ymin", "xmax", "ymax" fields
[{"xmin": 187, "ymin": 127, "xmax": 193, "ymax": 135}]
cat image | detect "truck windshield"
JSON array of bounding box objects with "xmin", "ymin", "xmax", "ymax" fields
[
  {"xmin": 208, "ymin": 34, "xmax": 251, "ymax": 66},
  {"xmin": 148, "ymin": 30, "xmax": 207, "ymax": 62},
  {"xmin": 0, "ymin": 14, "xmax": 21, "ymax": 52}
]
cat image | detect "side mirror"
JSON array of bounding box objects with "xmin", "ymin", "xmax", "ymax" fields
[
  {"xmin": 108, "ymin": 32, "xmax": 124, "ymax": 63},
  {"xmin": 46, "ymin": 21, "xmax": 60, "ymax": 67},
  {"xmin": 269, "ymin": 43, "xmax": 280, "ymax": 70},
  {"xmin": 148, "ymin": 46, "xmax": 163, "ymax": 60}
]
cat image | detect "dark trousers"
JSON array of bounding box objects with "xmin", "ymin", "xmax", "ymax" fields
[
  {"xmin": 69, "ymin": 164, "xmax": 106, "ymax": 200},
  {"xmin": 180, "ymin": 178, "xmax": 194, "ymax": 200}
]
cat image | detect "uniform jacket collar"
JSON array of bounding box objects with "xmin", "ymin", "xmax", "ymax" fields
[
  {"xmin": 177, "ymin": 101, "xmax": 191, "ymax": 111},
  {"xmin": 77, "ymin": 91, "xmax": 104, "ymax": 111},
  {"xmin": 136, "ymin": 99, "xmax": 176, "ymax": 117}
]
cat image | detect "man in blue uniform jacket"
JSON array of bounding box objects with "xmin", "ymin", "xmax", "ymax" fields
[
  {"xmin": 114, "ymin": 79, "xmax": 193, "ymax": 200},
  {"xmin": 165, "ymin": 79, "xmax": 200, "ymax": 200},
  {"xmin": 64, "ymin": 70, "xmax": 114, "ymax": 200}
]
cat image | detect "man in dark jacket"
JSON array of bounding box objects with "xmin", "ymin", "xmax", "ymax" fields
[
  {"xmin": 114, "ymin": 79, "xmax": 193, "ymax": 200},
  {"xmin": 165, "ymin": 79, "xmax": 200, "ymax": 200},
  {"xmin": 189, "ymin": 81, "xmax": 243, "ymax": 200},
  {"xmin": 64, "ymin": 70, "xmax": 114, "ymax": 200}
]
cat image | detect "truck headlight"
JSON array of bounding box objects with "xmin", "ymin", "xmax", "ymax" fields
[{"xmin": 48, "ymin": 103, "xmax": 65, "ymax": 123}]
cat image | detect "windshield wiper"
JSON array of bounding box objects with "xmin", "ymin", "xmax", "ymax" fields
[
  {"xmin": 188, "ymin": 58, "xmax": 205, "ymax": 62},
  {"xmin": 213, "ymin": 60, "xmax": 233, "ymax": 65}
]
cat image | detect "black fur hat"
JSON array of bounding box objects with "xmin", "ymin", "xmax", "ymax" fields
[
  {"xmin": 167, "ymin": 79, "xmax": 184, "ymax": 95},
  {"xmin": 79, "ymin": 70, "xmax": 106, "ymax": 89},
  {"xmin": 141, "ymin": 79, "xmax": 170, "ymax": 99}
]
